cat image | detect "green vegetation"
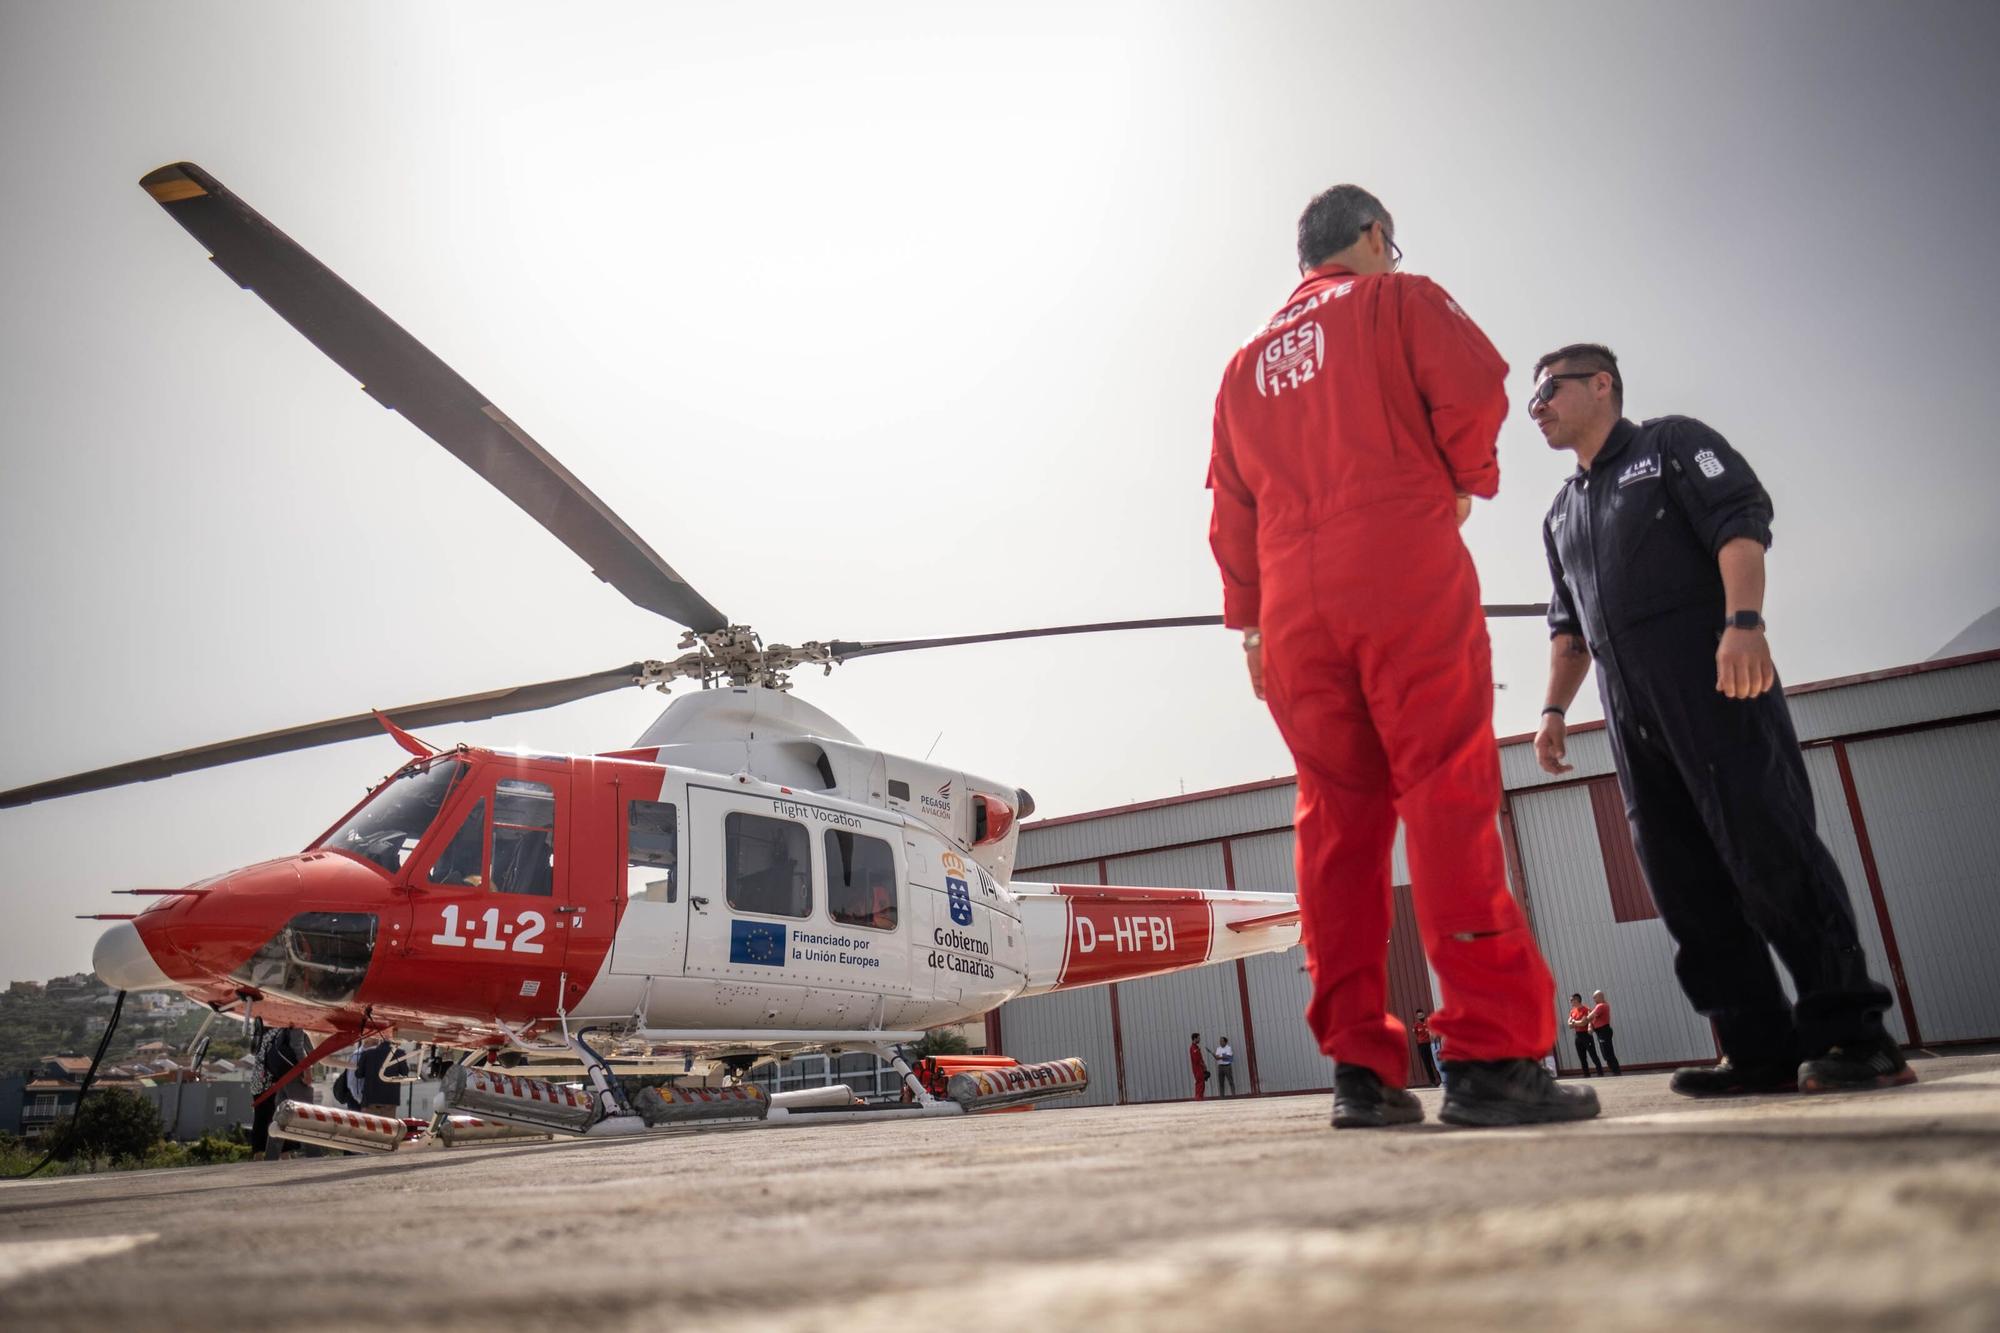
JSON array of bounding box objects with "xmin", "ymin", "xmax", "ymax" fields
[
  {"xmin": 907, "ymin": 1026, "xmax": 972, "ymax": 1059},
  {"xmin": 0, "ymin": 1097, "xmax": 251, "ymax": 1178},
  {"xmin": 0, "ymin": 981, "xmax": 244, "ymax": 1074}
]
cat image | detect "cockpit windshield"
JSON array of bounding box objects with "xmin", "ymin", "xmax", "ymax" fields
[{"xmin": 316, "ymin": 759, "xmax": 468, "ymax": 874}]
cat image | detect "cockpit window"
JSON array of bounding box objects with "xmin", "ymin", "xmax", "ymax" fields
[
  {"xmin": 231, "ymin": 911, "xmax": 378, "ymax": 1004},
  {"xmin": 317, "ymin": 760, "xmax": 468, "ymax": 874}
]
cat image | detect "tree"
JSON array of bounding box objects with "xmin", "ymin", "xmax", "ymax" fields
[
  {"xmin": 906, "ymin": 1027, "xmax": 971, "ymax": 1060},
  {"xmin": 53, "ymin": 1088, "xmax": 162, "ymax": 1164}
]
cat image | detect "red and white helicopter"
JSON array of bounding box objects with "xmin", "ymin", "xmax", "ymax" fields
[{"xmin": 8, "ymin": 163, "xmax": 1543, "ymax": 1150}]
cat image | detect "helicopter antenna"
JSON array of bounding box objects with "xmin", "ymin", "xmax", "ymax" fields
[{"xmin": 924, "ymin": 732, "xmax": 944, "ymax": 761}]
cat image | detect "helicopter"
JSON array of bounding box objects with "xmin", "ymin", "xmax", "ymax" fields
[{"xmin": 6, "ymin": 162, "xmax": 1546, "ymax": 1145}]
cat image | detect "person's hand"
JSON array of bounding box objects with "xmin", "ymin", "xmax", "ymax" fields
[
  {"xmin": 1535, "ymin": 712, "xmax": 1573, "ymax": 775},
  {"xmin": 1245, "ymin": 633, "xmax": 1265, "ymax": 700},
  {"xmin": 1454, "ymin": 492, "xmax": 1472, "ymax": 527},
  {"xmin": 1716, "ymin": 627, "xmax": 1775, "ymax": 699}
]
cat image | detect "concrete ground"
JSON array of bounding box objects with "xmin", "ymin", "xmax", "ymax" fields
[{"xmin": 2, "ymin": 1053, "xmax": 1997, "ymax": 1332}]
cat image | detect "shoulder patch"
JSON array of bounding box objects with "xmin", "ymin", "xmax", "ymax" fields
[{"xmin": 1694, "ymin": 448, "xmax": 1725, "ymax": 479}]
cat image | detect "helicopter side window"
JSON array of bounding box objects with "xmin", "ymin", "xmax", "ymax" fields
[
  {"xmin": 826, "ymin": 831, "xmax": 897, "ymax": 931},
  {"xmin": 725, "ymin": 813, "xmax": 811, "ymax": 919},
  {"xmin": 428, "ymin": 799, "xmax": 488, "ymax": 887},
  {"xmin": 627, "ymin": 800, "xmax": 678, "ymax": 903},
  {"xmin": 492, "ymin": 778, "xmax": 556, "ymax": 897}
]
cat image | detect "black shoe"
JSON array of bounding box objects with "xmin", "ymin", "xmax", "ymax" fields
[
  {"xmin": 1331, "ymin": 1065, "xmax": 1423, "ymax": 1128},
  {"xmin": 1438, "ymin": 1059, "xmax": 1600, "ymax": 1127},
  {"xmin": 1669, "ymin": 1057, "xmax": 1800, "ymax": 1098},
  {"xmin": 1800, "ymin": 1041, "xmax": 1918, "ymax": 1093}
]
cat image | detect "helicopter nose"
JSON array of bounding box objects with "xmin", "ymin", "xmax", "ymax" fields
[{"xmin": 94, "ymin": 919, "xmax": 173, "ymax": 991}]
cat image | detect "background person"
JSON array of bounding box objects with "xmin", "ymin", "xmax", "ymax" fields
[
  {"xmin": 1213, "ymin": 1036, "xmax": 1237, "ymax": 1096},
  {"xmin": 1189, "ymin": 1032, "xmax": 1210, "ymax": 1101},
  {"xmin": 1530, "ymin": 343, "xmax": 1912, "ymax": 1098},
  {"xmin": 1412, "ymin": 1010, "xmax": 1440, "ymax": 1086},
  {"xmin": 1567, "ymin": 993, "xmax": 1605, "ymax": 1076},
  {"xmin": 248, "ymin": 1023, "xmax": 311, "ymax": 1159},
  {"xmin": 1207, "ymin": 183, "xmax": 1595, "ymax": 1130},
  {"xmin": 1589, "ymin": 990, "xmax": 1622, "ymax": 1075},
  {"xmin": 349, "ymin": 1035, "xmax": 409, "ymax": 1117}
]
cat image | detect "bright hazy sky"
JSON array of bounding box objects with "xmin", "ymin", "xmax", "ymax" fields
[{"xmin": 3, "ymin": 2, "xmax": 1997, "ymax": 984}]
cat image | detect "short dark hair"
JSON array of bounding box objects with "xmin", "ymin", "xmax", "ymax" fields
[
  {"xmin": 1534, "ymin": 342, "xmax": 1623, "ymax": 409},
  {"xmin": 1297, "ymin": 185, "xmax": 1393, "ymax": 270}
]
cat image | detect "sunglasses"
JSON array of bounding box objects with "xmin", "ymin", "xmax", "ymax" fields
[{"xmin": 1530, "ymin": 372, "xmax": 1598, "ymax": 410}]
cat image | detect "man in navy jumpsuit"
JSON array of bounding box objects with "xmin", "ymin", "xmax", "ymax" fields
[{"xmin": 1529, "ymin": 343, "xmax": 1914, "ymax": 1097}]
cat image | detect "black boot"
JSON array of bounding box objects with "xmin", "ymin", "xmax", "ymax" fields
[
  {"xmin": 1669, "ymin": 1057, "xmax": 1800, "ymax": 1098},
  {"xmin": 1439, "ymin": 1059, "xmax": 1600, "ymax": 1127},
  {"xmin": 1800, "ymin": 1041, "xmax": 1917, "ymax": 1093},
  {"xmin": 1331, "ymin": 1064, "xmax": 1423, "ymax": 1128}
]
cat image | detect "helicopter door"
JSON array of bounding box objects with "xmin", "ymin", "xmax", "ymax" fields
[
  {"xmin": 683, "ymin": 786, "xmax": 910, "ymax": 1012},
  {"xmin": 406, "ymin": 765, "xmax": 572, "ymax": 1022},
  {"xmin": 608, "ymin": 796, "xmax": 685, "ymax": 977}
]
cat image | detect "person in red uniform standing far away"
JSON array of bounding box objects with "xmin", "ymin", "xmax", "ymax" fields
[
  {"xmin": 1207, "ymin": 185, "xmax": 1598, "ymax": 1129},
  {"xmin": 1189, "ymin": 1032, "xmax": 1210, "ymax": 1100}
]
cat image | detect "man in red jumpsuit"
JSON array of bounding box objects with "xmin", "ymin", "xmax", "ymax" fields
[{"xmin": 1208, "ymin": 184, "xmax": 1598, "ymax": 1129}]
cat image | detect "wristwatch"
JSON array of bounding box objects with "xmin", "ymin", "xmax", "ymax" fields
[
  {"xmin": 1726, "ymin": 610, "xmax": 1766, "ymax": 632},
  {"xmin": 1242, "ymin": 629, "xmax": 1263, "ymax": 650}
]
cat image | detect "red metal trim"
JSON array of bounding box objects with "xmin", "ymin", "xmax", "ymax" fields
[
  {"xmin": 1588, "ymin": 778, "xmax": 1659, "ymax": 923},
  {"xmin": 1099, "ymin": 859, "xmax": 1129, "ymax": 1102},
  {"xmin": 1799, "ymin": 708, "xmax": 2000, "ymax": 750},
  {"xmin": 1018, "ymin": 823, "xmax": 1297, "ymax": 877},
  {"xmin": 1222, "ymin": 840, "xmax": 1264, "ymax": 1096},
  {"xmin": 1106, "ymin": 983, "xmax": 1130, "ymax": 1104},
  {"xmin": 1023, "ymin": 775, "xmax": 1296, "ymax": 830},
  {"xmin": 1497, "ymin": 792, "xmax": 1539, "ymax": 937},
  {"xmin": 1832, "ymin": 742, "xmax": 1924, "ymax": 1045}
]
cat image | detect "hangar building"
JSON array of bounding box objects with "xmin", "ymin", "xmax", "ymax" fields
[{"xmin": 988, "ymin": 650, "xmax": 2000, "ymax": 1103}]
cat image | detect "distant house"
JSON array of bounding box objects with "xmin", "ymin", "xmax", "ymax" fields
[{"xmin": 20, "ymin": 1078, "xmax": 80, "ymax": 1138}]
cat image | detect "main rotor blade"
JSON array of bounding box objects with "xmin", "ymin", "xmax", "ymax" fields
[
  {"xmin": 138, "ymin": 162, "xmax": 728, "ymax": 633},
  {"xmin": 0, "ymin": 665, "xmax": 646, "ymax": 809},
  {"xmin": 825, "ymin": 605, "xmax": 1549, "ymax": 661}
]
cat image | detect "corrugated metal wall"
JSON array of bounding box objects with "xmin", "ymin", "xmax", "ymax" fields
[
  {"xmin": 1843, "ymin": 720, "xmax": 2000, "ymax": 1042},
  {"xmin": 1509, "ymin": 785, "xmax": 1716, "ymax": 1070}
]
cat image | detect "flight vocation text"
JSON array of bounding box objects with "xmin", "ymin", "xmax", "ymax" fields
[
  {"xmin": 928, "ymin": 926, "xmax": 995, "ymax": 980},
  {"xmin": 771, "ymin": 798, "xmax": 863, "ymax": 830},
  {"xmin": 794, "ymin": 930, "xmax": 878, "ymax": 969},
  {"xmin": 1074, "ymin": 914, "xmax": 1177, "ymax": 955}
]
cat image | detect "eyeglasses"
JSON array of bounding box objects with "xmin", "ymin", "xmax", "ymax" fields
[
  {"xmin": 1530, "ymin": 372, "xmax": 1598, "ymax": 410},
  {"xmin": 1369, "ymin": 220, "xmax": 1402, "ymax": 271}
]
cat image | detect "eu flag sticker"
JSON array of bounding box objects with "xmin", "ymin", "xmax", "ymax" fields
[
  {"xmin": 729, "ymin": 919, "xmax": 788, "ymax": 967},
  {"xmin": 947, "ymin": 876, "xmax": 974, "ymax": 925}
]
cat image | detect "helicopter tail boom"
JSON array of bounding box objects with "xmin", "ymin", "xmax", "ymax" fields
[{"xmin": 1013, "ymin": 883, "xmax": 1302, "ymax": 998}]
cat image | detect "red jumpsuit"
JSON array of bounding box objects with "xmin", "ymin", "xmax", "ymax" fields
[{"xmin": 1208, "ymin": 265, "xmax": 1556, "ymax": 1087}]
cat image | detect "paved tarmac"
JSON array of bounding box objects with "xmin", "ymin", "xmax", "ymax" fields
[{"xmin": 3, "ymin": 1053, "xmax": 1998, "ymax": 1331}]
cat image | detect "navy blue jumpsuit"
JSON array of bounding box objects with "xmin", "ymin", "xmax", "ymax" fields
[{"xmin": 1542, "ymin": 416, "xmax": 1893, "ymax": 1068}]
